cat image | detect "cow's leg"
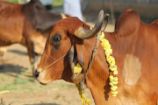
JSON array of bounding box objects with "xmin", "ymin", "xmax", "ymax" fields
[
  {"xmin": 0, "ymin": 47, "xmax": 7, "ymax": 56},
  {"xmin": 0, "ymin": 47, "xmax": 7, "ymax": 66},
  {"xmin": 25, "ymin": 38, "xmax": 36, "ymax": 73}
]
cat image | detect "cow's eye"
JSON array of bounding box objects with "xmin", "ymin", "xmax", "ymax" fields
[
  {"xmin": 52, "ymin": 34, "xmax": 61, "ymax": 43},
  {"xmin": 51, "ymin": 34, "xmax": 61, "ymax": 50}
]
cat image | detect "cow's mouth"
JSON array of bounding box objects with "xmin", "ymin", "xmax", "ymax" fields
[
  {"xmin": 36, "ymin": 76, "xmax": 50, "ymax": 85},
  {"xmin": 37, "ymin": 80, "xmax": 47, "ymax": 85},
  {"xmin": 34, "ymin": 69, "xmax": 50, "ymax": 85}
]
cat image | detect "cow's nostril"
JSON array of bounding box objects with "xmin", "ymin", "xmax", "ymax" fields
[{"xmin": 34, "ymin": 70, "xmax": 39, "ymax": 78}]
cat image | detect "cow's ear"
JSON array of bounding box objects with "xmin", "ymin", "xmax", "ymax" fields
[{"xmin": 115, "ymin": 9, "xmax": 141, "ymax": 37}]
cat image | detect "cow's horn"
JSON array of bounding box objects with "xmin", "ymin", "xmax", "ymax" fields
[{"xmin": 74, "ymin": 10, "xmax": 108, "ymax": 39}]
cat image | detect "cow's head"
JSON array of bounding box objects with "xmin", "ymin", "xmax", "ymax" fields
[
  {"xmin": 23, "ymin": 0, "xmax": 61, "ymax": 31},
  {"xmin": 34, "ymin": 10, "xmax": 109, "ymax": 84}
]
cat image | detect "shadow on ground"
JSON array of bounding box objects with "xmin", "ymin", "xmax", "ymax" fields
[
  {"xmin": 8, "ymin": 49, "xmax": 27, "ymax": 56},
  {"xmin": 0, "ymin": 64, "xmax": 28, "ymax": 78},
  {"xmin": 8, "ymin": 49, "xmax": 40, "ymax": 57}
]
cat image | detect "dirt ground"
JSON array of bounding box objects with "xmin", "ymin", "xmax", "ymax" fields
[{"xmin": 0, "ymin": 44, "xmax": 94, "ymax": 105}]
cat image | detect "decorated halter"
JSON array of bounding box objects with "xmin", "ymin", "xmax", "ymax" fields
[{"xmin": 73, "ymin": 31, "xmax": 119, "ymax": 105}]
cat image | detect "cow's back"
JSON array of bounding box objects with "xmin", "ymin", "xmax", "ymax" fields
[
  {"xmin": 0, "ymin": 1, "xmax": 24, "ymax": 45},
  {"xmin": 138, "ymin": 22, "xmax": 158, "ymax": 93},
  {"xmin": 104, "ymin": 9, "xmax": 158, "ymax": 105}
]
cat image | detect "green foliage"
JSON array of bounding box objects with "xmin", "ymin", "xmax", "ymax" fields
[
  {"xmin": 52, "ymin": 0, "xmax": 64, "ymax": 7},
  {"xmin": 8, "ymin": 0, "xmax": 19, "ymax": 3}
]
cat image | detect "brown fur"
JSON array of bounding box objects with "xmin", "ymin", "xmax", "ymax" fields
[
  {"xmin": 0, "ymin": 0, "xmax": 61, "ymax": 67},
  {"xmin": 35, "ymin": 9, "xmax": 158, "ymax": 105}
]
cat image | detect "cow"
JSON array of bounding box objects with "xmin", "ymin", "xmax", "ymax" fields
[
  {"xmin": 34, "ymin": 9, "xmax": 158, "ymax": 105},
  {"xmin": 152, "ymin": 20, "xmax": 158, "ymax": 25},
  {"xmin": 0, "ymin": 0, "xmax": 61, "ymax": 70}
]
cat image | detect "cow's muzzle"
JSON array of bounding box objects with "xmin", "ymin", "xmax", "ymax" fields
[
  {"xmin": 34, "ymin": 69, "xmax": 40, "ymax": 78},
  {"xmin": 33, "ymin": 68, "xmax": 48, "ymax": 85}
]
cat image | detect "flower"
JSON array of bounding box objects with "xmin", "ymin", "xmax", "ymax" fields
[
  {"xmin": 99, "ymin": 32, "xmax": 119, "ymax": 97},
  {"xmin": 73, "ymin": 63, "xmax": 82, "ymax": 74}
]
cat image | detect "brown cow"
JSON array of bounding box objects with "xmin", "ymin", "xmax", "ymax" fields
[
  {"xmin": 34, "ymin": 9, "xmax": 158, "ymax": 105},
  {"xmin": 0, "ymin": 0, "xmax": 61, "ymax": 69},
  {"xmin": 152, "ymin": 19, "xmax": 158, "ymax": 25}
]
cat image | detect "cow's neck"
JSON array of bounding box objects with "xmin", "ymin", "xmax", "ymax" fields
[
  {"xmin": 84, "ymin": 33, "xmax": 115, "ymax": 105},
  {"xmin": 85, "ymin": 32, "xmax": 139, "ymax": 105}
]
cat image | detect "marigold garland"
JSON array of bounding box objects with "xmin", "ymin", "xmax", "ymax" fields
[
  {"xmin": 73, "ymin": 63, "xmax": 91, "ymax": 105},
  {"xmin": 76, "ymin": 83, "xmax": 91, "ymax": 105},
  {"xmin": 98, "ymin": 31, "xmax": 118, "ymax": 97},
  {"xmin": 73, "ymin": 63, "xmax": 82, "ymax": 74}
]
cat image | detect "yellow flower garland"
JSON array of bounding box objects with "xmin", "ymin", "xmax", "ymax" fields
[
  {"xmin": 76, "ymin": 83, "xmax": 91, "ymax": 105},
  {"xmin": 98, "ymin": 31, "xmax": 118, "ymax": 97},
  {"xmin": 73, "ymin": 63, "xmax": 82, "ymax": 74},
  {"xmin": 73, "ymin": 64, "xmax": 91, "ymax": 105}
]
